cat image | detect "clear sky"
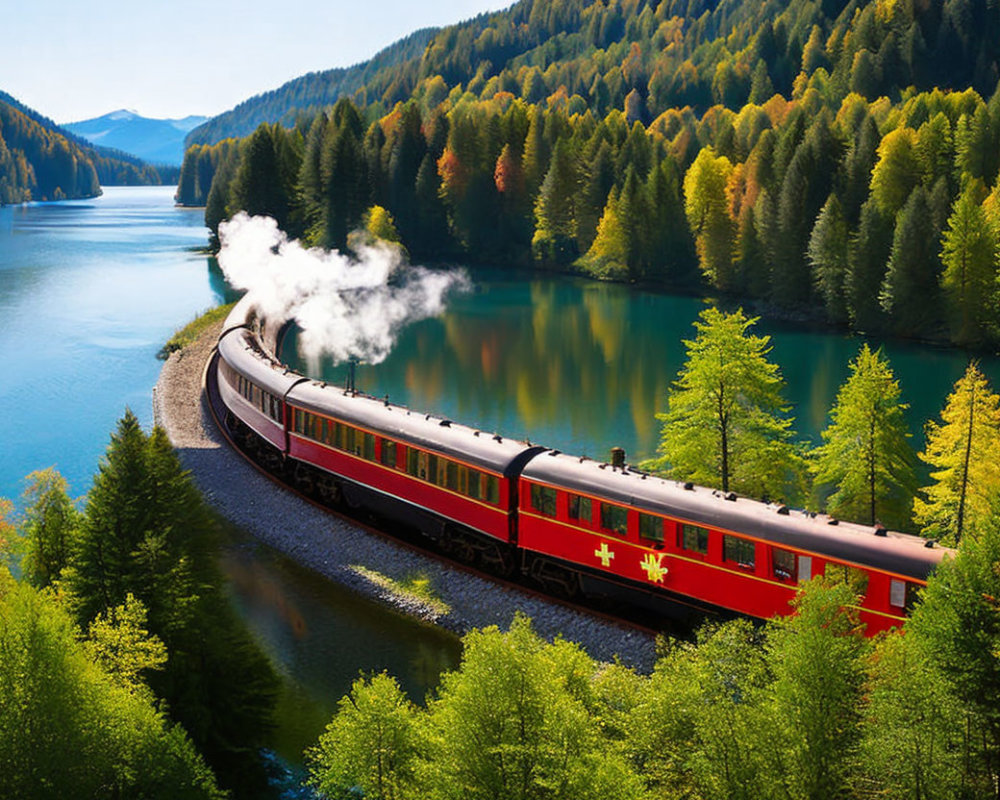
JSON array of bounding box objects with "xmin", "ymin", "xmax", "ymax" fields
[{"xmin": 4, "ymin": 0, "xmax": 508, "ymax": 124}]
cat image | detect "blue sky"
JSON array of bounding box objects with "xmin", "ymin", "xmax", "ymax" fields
[{"xmin": 5, "ymin": 0, "xmax": 507, "ymax": 123}]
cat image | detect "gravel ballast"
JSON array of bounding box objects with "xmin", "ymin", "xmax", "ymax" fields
[{"xmin": 153, "ymin": 321, "xmax": 657, "ymax": 669}]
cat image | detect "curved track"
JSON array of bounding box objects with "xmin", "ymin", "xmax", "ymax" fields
[{"xmin": 202, "ymin": 347, "xmax": 668, "ymax": 640}]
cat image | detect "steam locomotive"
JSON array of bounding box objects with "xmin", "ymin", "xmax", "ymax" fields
[{"xmin": 212, "ymin": 298, "xmax": 949, "ymax": 635}]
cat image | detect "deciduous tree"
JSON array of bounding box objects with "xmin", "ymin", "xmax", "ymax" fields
[
  {"xmin": 813, "ymin": 344, "xmax": 917, "ymax": 529},
  {"xmin": 914, "ymin": 363, "xmax": 1000, "ymax": 543},
  {"xmin": 646, "ymin": 307, "xmax": 805, "ymax": 502}
]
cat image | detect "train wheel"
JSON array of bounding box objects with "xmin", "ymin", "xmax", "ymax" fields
[{"xmin": 527, "ymin": 557, "xmax": 580, "ymax": 599}]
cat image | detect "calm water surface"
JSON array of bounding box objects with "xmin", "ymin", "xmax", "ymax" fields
[
  {"xmin": 285, "ymin": 272, "xmax": 1000, "ymax": 471},
  {"xmin": 0, "ymin": 188, "xmax": 460, "ymax": 790}
]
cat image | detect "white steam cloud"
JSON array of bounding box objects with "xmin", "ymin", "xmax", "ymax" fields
[{"xmin": 217, "ymin": 213, "xmax": 469, "ymax": 368}]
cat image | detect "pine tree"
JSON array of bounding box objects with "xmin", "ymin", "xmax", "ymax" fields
[
  {"xmin": 807, "ymin": 193, "xmax": 850, "ymax": 323},
  {"xmin": 646, "ymin": 307, "xmax": 805, "ymax": 502},
  {"xmin": 940, "ymin": 183, "xmax": 996, "ymax": 344},
  {"xmin": 846, "ymin": 198, "xmax": 892, "ymax": 331},
  {"xmin": 914, "ymin": 363, "xmax": 1000, "ymax": 543},
  {"xmin": 813, "ymin": 345, "xmax": 917, "ymax": 530},
  {"xmin": 532, "ymin": 139, "xmax": 578, "ymax": 265},
  {"xmin": 879, "ymin": 187, "xmax": 943, "ymax": 336}
]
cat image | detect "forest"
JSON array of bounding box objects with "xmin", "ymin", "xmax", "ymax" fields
[
  {"xmin": 180, "ymin": 0, "xmax": 1000, "ymax": 346},
  {"xmin": 0, "ymin": 92, "xmax": 176, "ymax": 203}
]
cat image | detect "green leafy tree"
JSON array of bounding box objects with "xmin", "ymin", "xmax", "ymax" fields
[
  {"xmin": 308, "ymin": 672, "xmax": 421, "ymax": 800},
  {"xmin": 85, "ymin": 593, "xmax": 167, "ymax": 693},
  {"xmin": 646, "ymin": 307, "xmax": 805, "ymax": 502},
  {"xmin": 846, "ymin": 197, "xmax": 893, "ymax": 331},
  {"xmin": 683, "ymin": 147, "xmax": 736, "ymax": 290},
  {"xmin": 762, "ymin": 579, "xmax": 868, "ymax": 800},
  {"xmin": 940, "ymin": 183, "xmax": 996, "ymax": 344},
  {"xmin": 422, "ymin": 615, "xmax": 643, "ymax": 800},
  {"xmin": 914, "ymin": 363, "xmax": 1000, "ymax": 543},
  {"xmin": 18, "ymin": 468, "xmax": 80, "ymax": 588},
  {"xmin": 907, "ymin": 510, "xmax": 1000, "ymax": 797},
  {"xmin": 813, "ymin": 344, "xmax": 918, "ymax": 529},
  {"xmin": 862, "ymin": 630, "xmax": 966, "ymax": 800},
  {"xmin": 0, "ymin": 579, "xmax": 223, "ymax": 800}
]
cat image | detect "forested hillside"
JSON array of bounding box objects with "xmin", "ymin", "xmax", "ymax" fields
[
  {"xmin": 184, "ymin": 27, "xmax": 439, "ymax": 147},
  {"xmin": 186, "ymin": 0, "xmax": 1000, "ymax": 346},
  {"xmin": 0, "ymin": 92, "xmax": 175, "ymax": 202}
]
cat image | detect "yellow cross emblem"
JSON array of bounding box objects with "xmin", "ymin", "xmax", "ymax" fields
[
  {"xmin": 594, "ymin": 542, "xmax": 615, "ymax": 568},
  {"xmin": 640, "ymin": 552, "xmax": 668, "ymax": 583}
]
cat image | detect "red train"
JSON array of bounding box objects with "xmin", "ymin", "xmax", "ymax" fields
[{"xmin": 212, "ymin": 298, "xmax": 950, "ymax": 635}]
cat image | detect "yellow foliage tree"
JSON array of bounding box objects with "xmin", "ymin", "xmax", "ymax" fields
[{"xmin": 914, "ymin": 363, "xmax": 1000, "ymax": 543}]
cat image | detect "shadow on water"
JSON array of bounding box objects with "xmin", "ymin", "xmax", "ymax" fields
[{"xmin": 213, "ymin": 516, "xmax": 461, "ymax": 797}]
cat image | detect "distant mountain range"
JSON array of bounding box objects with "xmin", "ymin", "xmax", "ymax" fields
[
  {"xmin": 0, "ymin": 91, "xmax": 175, "ymax": 202},
  {"xmin": 64, "ymin": 110, "xmax": 207, "ymax": 166}
]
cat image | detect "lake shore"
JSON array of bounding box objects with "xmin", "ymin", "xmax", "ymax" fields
[{"xmin": 153, "ymin": 318, "xmax": 658, "ymax": 670}]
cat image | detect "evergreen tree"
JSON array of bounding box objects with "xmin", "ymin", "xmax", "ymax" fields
[
  {"xmin": 807, "ymin": 193, "xmax": 850, "ymax": 323},
  {"xmin": 940, "ymin": 183, "xmax": 996, "ymax": 344},
  {"xmin": 581, "ymin": 187, "xmax": 628, "ymax": 278},
  {"xmin": 846, "ymin": 197, "xmax": 893, "ymax": 331},
  {"xmin": 907, "ymin": 509, "xmax": 1000, "ymax": 796},
  {"xmin": 914, "ymin": 363, "xmax": 1000, "ymax": 543},
  {"xmin": 879, "ymin": 186, "xmax": 943, "ymax": 336},
  {"xmin": 813, "ymin": 344, "xmax": 918, "ymax": 530},
  {"xmin": 532, "ymin": 139, "xmax": 578, "ymax": 265},
  {"xmin": 646, "ymin": 307, "xmax": 805, "ymax": 502},
  {"xmin": 62, "ymin": 413, "xmax": 278, "ymax": 793}
]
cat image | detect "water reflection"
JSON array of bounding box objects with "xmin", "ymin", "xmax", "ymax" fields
[
  {"xmin": 285, "ymin": 269, "xmax": 1000, "ymax": 471},
  {"xmin": 218, "ymin": 532, "xmax": 461, "ymax": 766}
]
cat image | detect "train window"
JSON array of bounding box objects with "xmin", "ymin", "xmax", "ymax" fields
[
  {"xmin": 467, "ymin": 469, "xmax": 482, "ymax": 500},
  {"xmin": 427, "ymin": 454, "xmax": 441, "ymax": 485},
  {"xmin": 724, "ymin": 535, "xmax": 755, "ymax": 569},
  {"xmin": 446, "ymin": 461, "xmax": 461, "ymax": 492},
  {"xmin": 324, "ymin": 421, "xmax": 337, "ymax": 447},
  {"xmin": 600, "ymin": 503, "xmax": 628, "ymax": 536},
  {"xmin": 293, "ymin": 408, "xmax": 305, "ymax": 434},
  {"xmin": 889, "ymin": 579, "xmax": 906, "ymax": 608},
  {"xmin": 773, "ymin": 548, "xmax": 796, "ymax": 581},
  {"xmin": 379, "ymin": 439, "xmax": 397, "ymax": 468},
  {"xmin": 363, "ymin": 432, "xmax": 376, "ymax": 460},
  {"xmin": 568, "ymin": 494, "xmax": 592, "ymax": 524},
  {"xmin": 638, "ymin": 513, "xmax": 664, "ymax": 543},
  {"xmin": 798, "ymin": 555, "xmax": 812, "ymax": 582},
  {"xmin": 485, "ymin": 474, "xmax": 500, "ymax": 504},
  {"xmin": 680, "ymin": 524, "xmax": 709, "ymax": 555},
  {"xmin": 827, "ymin": 563, "xmax": 869, "ymax": 599},
  {"xmin": 405, "ymin": 447, "xmax": 420, "ymax": 477},
  {"xmin": 530, "ymin": 484, "xmax": 557, "ymax": 517}
]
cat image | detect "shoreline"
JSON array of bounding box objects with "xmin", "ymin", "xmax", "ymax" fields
[{"xmin": 153, "ymin": 318, "xmax": 657, "ymax": 670}]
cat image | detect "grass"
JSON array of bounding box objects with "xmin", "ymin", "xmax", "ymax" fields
[
  {"xmin": 158, "ymin": 302, "xmax": 236, "ymax": 360},
  {"xmin": 348, "ymin": 565, "xmax": 451, "ymax": 617}
]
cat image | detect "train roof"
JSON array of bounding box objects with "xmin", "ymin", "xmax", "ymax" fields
[
  {"xmin": 522, "ymin": 451, "xmax": 951, "ymax": 581},
  {"xmin": 217, "ymin": 326, "xmax": 308, "ymax": 398},
  {"xmin": 287, "ymin": 380, "xmax": 544, "ymax": 477}
]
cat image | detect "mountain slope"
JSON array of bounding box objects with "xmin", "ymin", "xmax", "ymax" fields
[
  {"xmin": 65, "ymin": 110, "xmax": 207, "ymax": 166},
  {"xmin": 186, "ymin": 27, "xmax": 438, "ymax": 147},
  {"xmin": 0, "ymin": 91, "xmax": 178, "ymax": 198}
]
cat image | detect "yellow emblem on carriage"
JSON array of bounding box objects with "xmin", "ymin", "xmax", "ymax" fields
[
  {"xmin": 640, "ymin": 552, "xmax": 668, "ymax": 583},
  {"xmin": 594, "ymin": 542, "xmax": 615, "ymax": 568}
]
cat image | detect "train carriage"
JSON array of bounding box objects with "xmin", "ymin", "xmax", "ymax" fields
[
  {"xmin": 518, "ymin": 451, "xmax": 947, "ymax": 634},
  {"xmin": 283, "ymin": 380, "xmax": 544, "ymax": 567}
]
